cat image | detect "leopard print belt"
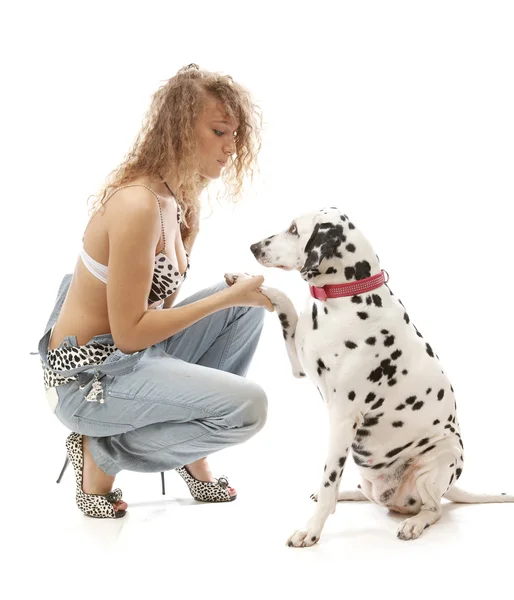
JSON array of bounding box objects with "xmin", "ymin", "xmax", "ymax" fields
[{"xmin": 42, "ymin": 340, "xmax": 117, "ymax": 390}]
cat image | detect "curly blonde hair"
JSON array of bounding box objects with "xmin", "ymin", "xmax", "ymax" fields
[{"xmin": 89, "ymin": 64, "xmax": 262, "ymax": 227}]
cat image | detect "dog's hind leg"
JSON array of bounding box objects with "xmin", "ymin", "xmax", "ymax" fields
[
  {"xmin": 395, "ymin": 454, "xmax": 456, "ymax": 540},
  {"xmin": 311, "ymin": 489, "xmax": 368, "ymax": 502},
  {"xmin": 287, "ymin": 408, "xmax": 359, "ymax": 548}
]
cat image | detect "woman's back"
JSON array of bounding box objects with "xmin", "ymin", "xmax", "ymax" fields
[{"xmin": 48, "ymin": 179, "xmax": 186, "ymax": 350}]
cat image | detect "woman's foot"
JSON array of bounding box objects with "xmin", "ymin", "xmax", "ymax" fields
[
  {"xmin": 185, "ymin": 457, "xmax": 237, "ymax": 498},
  {"xmin": 82, "ymin": 436, "xmax": 128, "ymax": 512}
]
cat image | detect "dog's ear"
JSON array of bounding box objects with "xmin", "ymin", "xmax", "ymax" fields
[{"xmin": 300, "ymin": 222, "xmax": 345, "ymax": 280}]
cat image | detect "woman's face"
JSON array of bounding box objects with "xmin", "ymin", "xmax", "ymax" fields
[{"xmin": 195, "ymin": 95, "xmax": 239, "ymax": 179}]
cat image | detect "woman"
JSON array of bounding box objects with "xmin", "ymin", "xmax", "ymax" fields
[{"xmin": 38, "ymin": 64, "xmax": 274, "ymax": 519}]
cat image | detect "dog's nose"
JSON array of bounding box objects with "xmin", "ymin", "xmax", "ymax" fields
[{"xmin": 250, "ymin": 243, "xmax": 260, "ymax": 256}]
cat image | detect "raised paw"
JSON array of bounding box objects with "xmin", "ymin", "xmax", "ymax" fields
[
  {"xmin": 286, "ymin": 529, "xmax": 321, "ymax": 548},
  {"xmin": 224, "ymin": 272, "xmax": 252, "ymax": 286},
  {"xmin": 397, "ymin": 516, "xmax": 429, "ymax": 540}
]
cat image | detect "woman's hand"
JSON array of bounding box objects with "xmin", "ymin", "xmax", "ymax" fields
[{"xmin": 224, "ymin": 273, "xmax": 275, "ymax": 312}]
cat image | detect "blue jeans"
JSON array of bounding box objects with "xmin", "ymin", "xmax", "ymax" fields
[{"xmin": 44, "ymin": 280, "xmax": 268, "ymax": 476}]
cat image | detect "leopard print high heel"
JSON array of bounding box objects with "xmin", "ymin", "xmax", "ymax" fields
[
  {"xmin": 65, "ymin": 432, "xmax": 126, "ymax": 519},
  {"xmin": 175, "ymin": 466, "xmax": 237, "ymax": 502}
]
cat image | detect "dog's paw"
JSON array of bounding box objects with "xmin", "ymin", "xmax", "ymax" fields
[
  {"xmin": 310, "ymin": 492, "xmax": 318, "ymax": 502},
  {"xmin": 259, "ymin": 286, "xmax": 287, "ymax": 308},
  {"xmin": 396, "ymin": 516, "xmax": 429, "ymax": 541},
  {"xmin": 286, "ymin": 529, "xmax": 320, "ymax": 548},
  {"xmin": 224, "ymin": 272, "xmax": 251, "ymax": 286}
]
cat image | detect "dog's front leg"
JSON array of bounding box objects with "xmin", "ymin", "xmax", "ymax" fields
[
  {"xmin": 287, "ymin": 410, "xmax": 357, "ymax": 548},
  {"xmin": 224, "ymin": 273, "xmax": 304, "ymax": 378},
  {"xmin": 261, "ymin": 286, "xmax": 305, "ymax": 378}
]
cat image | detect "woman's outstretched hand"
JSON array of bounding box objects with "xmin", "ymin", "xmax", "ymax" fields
[{"xmin": 224, "ymin": 273, "xmax": 275, "ymax": 312}]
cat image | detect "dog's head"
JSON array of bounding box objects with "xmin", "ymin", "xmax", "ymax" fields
[{"xmin": 250, "ymin": 207, "xmax": 380, "ymax": 285}]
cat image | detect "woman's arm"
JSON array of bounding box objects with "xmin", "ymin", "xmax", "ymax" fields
[{"xmin": 105, "ymin": 189, "xmax": 270, "ymax": 353}]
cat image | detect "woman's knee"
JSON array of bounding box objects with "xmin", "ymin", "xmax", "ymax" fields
[{"xmin": 240, "ymin": 381, "xmax": 268, "ymax": 431}]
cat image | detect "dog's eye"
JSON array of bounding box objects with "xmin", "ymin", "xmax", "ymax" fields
[{"xmin": 288, "ymin": 223, "xmax": 298, "ymax": 235}]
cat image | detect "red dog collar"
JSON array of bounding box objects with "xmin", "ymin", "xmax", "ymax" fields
[{"xmin": 309, "ymin": 270, "xmax": 389, "ymax": 301}]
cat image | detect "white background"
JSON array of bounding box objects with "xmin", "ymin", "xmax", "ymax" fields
[{"xmin": 2, "ymin": 1, "xmax": 514, "ymax": 598}]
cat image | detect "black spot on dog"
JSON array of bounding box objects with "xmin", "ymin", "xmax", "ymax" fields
[
  {"xmin": 326, "ymin": 267, "xmax": 338, "ymax": 274},
  {"xmin": 402, "ymin": 370, "xmax": 408, "ymax": 375},
  {"xmin": 372, "ymin": 294, "xmax": 382, "ymax": 307},
  {"xmin": 352, "ymin": 445, "xmax": 371, "ymax": 457},
  {"xmin": 385, "ymin": 442, "xmax": 413, "ymax": 458},
  {"xmin": 403, "ymin": 312, "xmax": 410, "ymax": 324},
  {"xmin": 329, "ymin": 471, "xmax": 337, "ymax": 482},
  {"xmin": 355, "ymin": 261, "xmax": 371, "ymax": 280},
  {"xmin": 396, "ymin": 404, "xmax": 406, "ymax": 410},
  {"xmin": 345, "ymin": 266, "xmax": 355, "ymax": 280},
  {"xmin": 412, "ymin": 401, "xmax": 424, "ymax": 411},
  {"xmin": 387, "ymin": 379, "xmax": 397, "ymax": 387},
  {"xmin": 408, "ymin": 497, "xmax": 417, "ymax": 506},
  {"xmin": 346, "ymin": 243, "xmax": 356, "ymax": 252},
  {"xmin": 437, "ymin": 389, "xmax": 445, "ymax": 400},
  {"xmin": 381, "ymin": 329, "xmax": 389, "ymax": 334},
  {"xmin": 392, "ymin": 421, "xmax": 404, "ymax": 427},
  {"xmin": 366, "ymin": 337, "xmax": 377, "ymax": 345},
  {"xmin": 420, "ymin": 444, "xmax": 436, "ymax": 455},
  {"xmin": 348, "ymin": 222, "xmax": 355, "ymax": 230},
  {"xmin": 351, "ymin": 295, "xmax": 363, "ymax": 304},
  {"xmin": 345, "ymin": 341, "xmax": 357, "ymax": 349},
  {"xmin": 363, "ymin": 413, "xmax": 384, "ymax": 427},
  {"xmin": 456, "ymin": 468, "xmax": 462, "ymax": 479},
  {"xmin": 365, "ymin": 392, "xmax": 377, "ymax": 404},
  {"xmin": 366, "ymin": 296, "xmax": 372, "ymax": 305},
  {"xmin": 384, "ymin": 335, "xmax": 395, "ymax": 347},
  {"xmin": 417, "ymin": 438, "xmax": 430, "ymax": 447},
  {"xmin": 339, "ymin": 457, "xmax": 346, "ymax": 467},
  {"xmin": 427, "ymin": 388, "xmax": 432, "ymax": 395},
  {"xmin": 391, "ymin": 349, "xmax": 402, "ymax": 360},
  {"xmin": 312, "ymin": 304, "xmax": 318, "ymax": 330},
  {"xmin": 368, "ymin": 366, "xmax": 383, "ymax": 383},
  {"xmin": 426, "ymin": 343, "xmax": 434, "ymax": 357},
  {"xmin": 371, "ymin": 462, "xmax": 386, "ymax": 470},
  {"xmin": 355, "ymin": 428, "xmax": 371, "ymax": 437},
  {"xmin": 357, "ymin": 311, "xmax": 369, "ymax": 320},
  {"xmin": 348, "ymin": 391, "xmax": 356, "ymax": 401},
  {"xmin": 405, "ymin": 396, "xmax": 417, "ymax": 405},
  {"xmin": 317, "ymin": 358, "xmax": 329, "ymax": 376},
  {"xmin": 324, "ymin": 482, "xmax": 330, "ymax": 487},
  {"xmin": 371, "ymin": 398, "xmax": 385, "ymax": 410},
  {"xmin": 380, "ymin": 489, "xmax": 395, "ymax": 503}
]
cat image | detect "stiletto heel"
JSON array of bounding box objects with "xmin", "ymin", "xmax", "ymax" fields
[{"xmin": 56, "ymin": 454, "xmax": 70, "ymax": 483}]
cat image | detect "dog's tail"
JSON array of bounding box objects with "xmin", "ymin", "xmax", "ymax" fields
[{"xmin": 444, "ymin": 486, "xmax": 514, "ymax": 503}]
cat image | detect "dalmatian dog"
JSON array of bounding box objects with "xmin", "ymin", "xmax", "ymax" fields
[{"xmin": 225, "ymin": 206, "xmax": 514, "ymax": 547}]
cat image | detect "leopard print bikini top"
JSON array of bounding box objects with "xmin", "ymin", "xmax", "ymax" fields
[{"xmin": 80, "ymin": 183, "xmax": 190, "ymax": 304}]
